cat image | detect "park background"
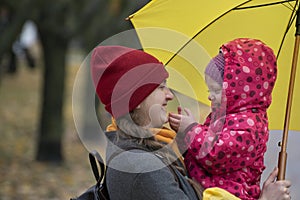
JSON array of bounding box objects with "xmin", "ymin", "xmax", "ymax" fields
[{"xmin": 0, "ymin": 0, "xmax": 299, "ymax": 199}]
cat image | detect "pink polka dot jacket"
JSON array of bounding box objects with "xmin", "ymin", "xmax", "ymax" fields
[{"xmin": 184, "ymin": 38, "xmax": 277, "ymax": 200}]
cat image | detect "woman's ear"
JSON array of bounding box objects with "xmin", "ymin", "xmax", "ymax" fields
[{"xmin": 136, "ymin": 104, "xmax": 141, "ymax": 109}]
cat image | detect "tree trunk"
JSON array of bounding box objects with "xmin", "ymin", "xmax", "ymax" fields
[{"xmin": 36, "ymin": 29, "xmax": 68, "ymax": 162}]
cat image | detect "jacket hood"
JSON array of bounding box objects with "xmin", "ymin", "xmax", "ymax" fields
[{"xmin": 220, "ymin": 38, "xmax": 277, "ymax": 114}]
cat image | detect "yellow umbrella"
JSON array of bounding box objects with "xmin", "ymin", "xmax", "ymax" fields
[{"xmin": 128, "ymin": 0, "xmax": 299, "ymax": 179}]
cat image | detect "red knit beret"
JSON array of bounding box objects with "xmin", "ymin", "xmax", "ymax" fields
[
  {"xmin": 205, "ymin": 52, "xmax": 225, "ymax": 86},
  {"xmin": 91, "ymin": 45, "xmax": 169, "ymax": 118}
]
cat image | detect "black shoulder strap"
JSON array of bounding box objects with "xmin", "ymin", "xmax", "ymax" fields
[
  {"xmin": 88, "ymin": 150, "xmax": 105, "ymax": 182},
  {"xmin": 88, "ymin": 147, "xmax": 137, "ymax": 183}
]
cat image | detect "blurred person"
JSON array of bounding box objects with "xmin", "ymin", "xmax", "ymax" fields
[
  {"xmin": 0, "ymin": 4, "xmax": 36, "ymax": 74},
  {"xmin": 12, "ymin": 20, "xmax": 37, "ymax": 69}
]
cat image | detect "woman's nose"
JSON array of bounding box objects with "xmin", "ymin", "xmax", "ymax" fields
[{"xmin": 166, "ymin": 88, "xmax": 174, "ymax": 101}]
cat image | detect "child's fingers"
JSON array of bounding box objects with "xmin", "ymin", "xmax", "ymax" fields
[
  {"xmin": 168, "ymin": 116, "xmax": 180, "ymax": 128},
  {"xmin": 177, "ymin": 106, "xmax": 182, "ymax": 114},
  {"xmin": 169, "ymin": 112, "xmax": 181, "ymax": 120},
  {"xmin": 169, "ymin": 114, "xmax": 180, "ymax": 123}
]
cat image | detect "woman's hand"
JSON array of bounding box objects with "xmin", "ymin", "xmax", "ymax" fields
[{"xmin": 259, "ymin": 167, "xmax": 291, "ymax": 200}]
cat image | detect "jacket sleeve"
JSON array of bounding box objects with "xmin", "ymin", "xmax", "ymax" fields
[{"xmin": 184, "ymin": 114, "xmax": 268, "ymax": 175}]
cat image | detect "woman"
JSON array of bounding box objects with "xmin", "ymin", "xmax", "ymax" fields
[{"xmin": 90, "ymin": 45, "xmax": 291, "ymax": 200}]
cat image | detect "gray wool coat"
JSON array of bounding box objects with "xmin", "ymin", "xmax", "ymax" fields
[{"xmin": 105, "ymin": 131, "xmax": 199, "ymax": 200}]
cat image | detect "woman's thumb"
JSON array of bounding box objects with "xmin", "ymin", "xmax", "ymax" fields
[{"xmin": 265, "ymin": 167, "xmax": 278, "ymax": 185}]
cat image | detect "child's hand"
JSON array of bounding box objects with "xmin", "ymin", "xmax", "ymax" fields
[
  {"xmin": 168, "ymin": 106, "xmax": 197, "ymax": 133},
  {"xmin": 168, "ymin": 107, "xmax": 182, "ymax": 132}
]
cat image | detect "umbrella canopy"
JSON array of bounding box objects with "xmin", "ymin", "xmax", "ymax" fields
[{"xmin": 128, "ymin": 0, "xmax": 300, "ymax": 131}]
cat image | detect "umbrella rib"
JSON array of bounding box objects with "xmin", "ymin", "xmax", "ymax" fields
[
  {"xmin": 234, "ymin": 0, "xmax": 299, "ymax": 58},
  {"xmin": 165, "ymin": 0, "xmax": 298, "ymax": 65},
  {"xmin": 233, "ymin": 0, "xmax": 296, "ymax": 10},
  {"xmin": 166, "ymin": 0, "xmax": 252, "ymax": 65},
  {"xmin": 278, "ymin": 0, "xmax": 298, "ymax": 57},
  {"xmin": 287, "ymin": 0, "xmax": 299, "ymax": 27},
  {"xmin": 285, "ymin": 0, "xmax": 297, "ymax": 10},
  {"xmin": 165, "ymin": 0, "xmax": 299, "ymax": 65}
]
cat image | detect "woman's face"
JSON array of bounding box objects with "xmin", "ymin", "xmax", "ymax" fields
[
  {"xmin": 138, "ymin": 81, "xmax": 174, "ymax": 128},
  {"xmin": 205, "ymin": 74, "xmax": 223, "ymax": 107}
]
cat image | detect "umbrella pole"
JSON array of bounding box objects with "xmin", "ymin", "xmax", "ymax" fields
[{"xmin": 277, "ymin": 6, "xmax": 300, "ymax": 180}]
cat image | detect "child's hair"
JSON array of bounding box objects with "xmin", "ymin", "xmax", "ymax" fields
[{"xmin": 204, "ymin": 52, "xmax": 225, "ymax": 85}]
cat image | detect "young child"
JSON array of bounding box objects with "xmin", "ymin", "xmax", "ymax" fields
[{"xmin": 169, "ymin": 38, "xmax": 278, "ymax": 200}]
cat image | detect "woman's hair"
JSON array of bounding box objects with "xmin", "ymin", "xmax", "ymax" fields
[
  {"xmin": 115, "ymin": 112, "xmax": 165, "ymax": 151},
  {"xmin": 115, "ymin": 111, "xmax": 203, "ymax": 199}
]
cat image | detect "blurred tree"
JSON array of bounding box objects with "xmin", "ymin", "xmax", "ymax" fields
[
  {"xmin": 0, "ymin": 1, "xmax": 28, "ymax": 78},
  {"xmin": 0, "ymin": 0, "xmax": 149, "ymax": 162},
  {"xmin": 74, "ymin": 0, "xmax": 149, "ymax": 141}
]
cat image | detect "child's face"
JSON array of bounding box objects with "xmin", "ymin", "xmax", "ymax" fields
[{"xmin": 205, "ymin": 74, "xmax": 223, "ymax": 107}]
